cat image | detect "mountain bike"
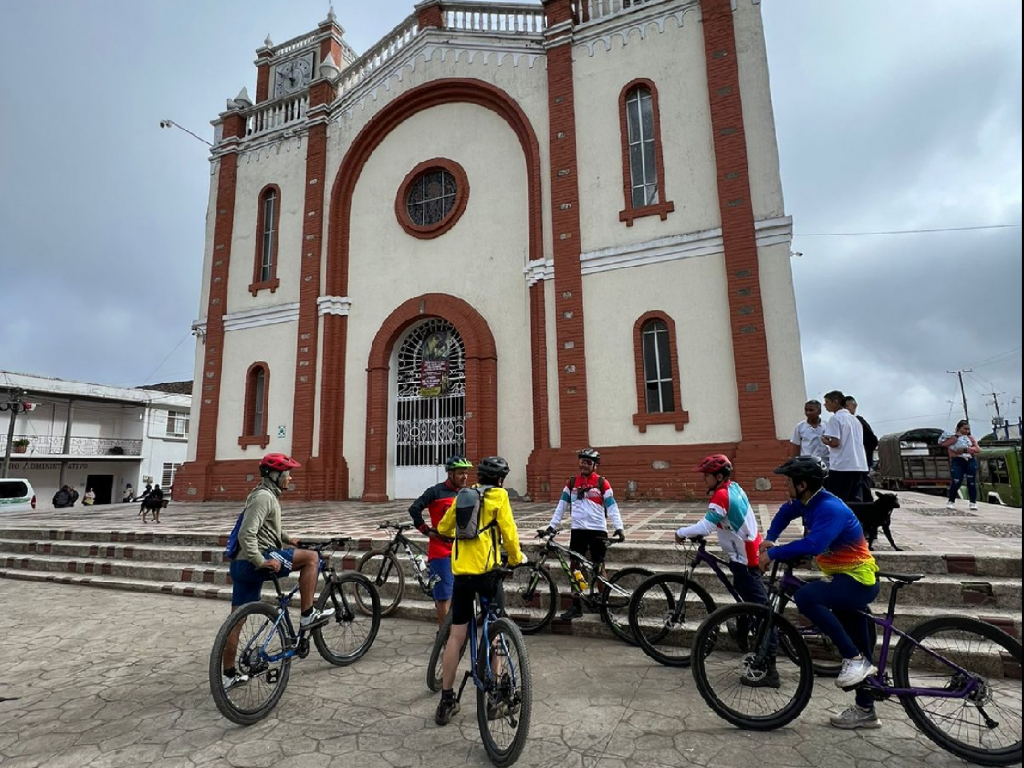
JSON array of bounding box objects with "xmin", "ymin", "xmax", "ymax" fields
[
  {"xmin": 502, "ymin": 528, "xmax": 651, "ymax": 644},
  {"xmin": 209, "ymin": 538, "xmax": 382, "ymax": 725},
  {"xmin": 691, "ymin": 558, "xmax": 1022, "ymax": 766},
  {"xmin": 356, "ymin": 520, "xmax": 442, "ymax": 616},
  {"xmin": 628, "ymin": 535, "xmax": 859, "ymax": 673},
  {"xmin": 431, "ymin": 569, "xmax": 532, "ymax": 767}
]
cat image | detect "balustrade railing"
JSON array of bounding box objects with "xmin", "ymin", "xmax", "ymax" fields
[
  {"xmin": 581, "ymin": 0, "xmax": 656, "ymax": 23},
  {"xmin": 245, "ymin": 93, "xmax": 309, "ymax": 137},
  {"xmin": 0, "ymin": 435, "xmax": 143, "ymax": 457},
  {"xmin": 272, "ymin": 31, "xmax": 321, "ymax": 58},
  {"xmin": 442, "ymin": 3, "xmax": 547, "ymax": 34},
  {"xmin": 337, "ymin": 15, "xmax": 419, "ymax": 100}
]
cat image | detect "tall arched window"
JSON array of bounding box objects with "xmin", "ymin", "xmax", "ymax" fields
[
  {"xmin": 618, "ymin": 80, "xmax": 674, "ymax": 226},
  {"xmin": 632, "ymin": 312, "xmax": 688, "ymax": 433},
  {"xmin": 239, "ymin": 362, "xmax": 271, "ymax": 448},
  {"xmin": 250, "ymin": 185, "xmax": 281, "ymax": 295}
]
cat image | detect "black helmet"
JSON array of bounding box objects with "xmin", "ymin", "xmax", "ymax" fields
[
  {"xmin": 577, "ymin": 448, "xmax": 600, "ymax": 464},
  {"xmin": 477, "ymin": 456, "xmax": 510, "ymax": 480},
  {"xmin": 773, "ymin": 456, "xmax": 829, "ymax": 484}
]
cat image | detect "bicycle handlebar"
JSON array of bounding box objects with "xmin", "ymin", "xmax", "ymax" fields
[
  {"xmin": 377, "ymin": 520, "xmax": 414, "ymax": 532},
  {"xmin": 296, "ymin": 537, "xmax": 352, "ymax": 552}
]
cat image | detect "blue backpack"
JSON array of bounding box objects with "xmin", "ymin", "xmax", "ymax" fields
[{"xmin": 224, "ymin": 511, "xmax": 245, "ymax": 560}]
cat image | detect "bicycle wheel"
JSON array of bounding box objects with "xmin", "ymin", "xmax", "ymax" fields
[
  {"xmin": 691, "ymin": 603, "xmax": 814, "ymax": 730},
  {"xmin": 628, "ymin": 572, "xmax": 716, "ymax": 667},
  {"xmin": 476, "ymin": 617, "xmax": 532, "ymax": 767},
  {"xmin": 600, "ymin": 566, "xmax": 653, "ymax": 645},
  {"xmin": 209, "ymin": 603, "xmax": 292, "ymax": 726},
  {"xmin": 427, "ymin": 610, "xmax": 470, "ymax": 692},
  {"xmin": 356, "ymin": 550, "xmax": 405, "ymax": 616},
  {"xmin": 893, "ymin": 615, "xmax": 1022, "ymax": 767},
  {"xmin": 503, "ymin": 563, "xmax": 557, "ymax": 634},
  {"xmin": 312, "ymin": 572, "xmax": 381, "ymax": 666}
]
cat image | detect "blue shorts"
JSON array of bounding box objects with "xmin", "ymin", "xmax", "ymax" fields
[
  {"xmin": 229, "ymin": 548, "xmax": 295, "ymax": 606},
  {"xmin": 428, "ymin": 557, "xmax": 454, "ymax": 601}
]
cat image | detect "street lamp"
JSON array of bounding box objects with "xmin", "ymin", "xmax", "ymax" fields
[{"xmin": 159, "ymin": 119, "xmax": 212, "ymax": 146}]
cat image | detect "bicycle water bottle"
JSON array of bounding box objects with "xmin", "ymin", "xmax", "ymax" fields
[
  {"xmin": 414, "ymin": 554, "xmax": 428, "ymax": 573},
  {"xmin": 572, "ymin": 569, "xmax": 588, "ymax": 592}
]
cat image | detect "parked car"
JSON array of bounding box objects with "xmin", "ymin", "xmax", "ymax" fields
[{"xmin": 0, "ymin": 478, "xmax": 37, "ymax": 513}]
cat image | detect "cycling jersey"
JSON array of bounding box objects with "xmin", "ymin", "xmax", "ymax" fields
[
  {"xmin": 676, "ymin": 480, "xmax": 761, "ymax": 565},
  {"xmin": 548, "ymin": 472, "xmax": 624, "ymax": 532},
  {"xmin": 437, "ymin": 485, "xmax": 523, "ymax": 575},
  {"xmin": 408, "ymin": 480, "xmax": 458, "ymax": 561},
  {"xmin": 766, "ymin": 489, "xmax": 877, "ymax": 585}
]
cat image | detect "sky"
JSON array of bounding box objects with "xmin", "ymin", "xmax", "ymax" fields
[{"xmin": 1, "ymin": 0, "xmax": 1020, "ymax": 439}]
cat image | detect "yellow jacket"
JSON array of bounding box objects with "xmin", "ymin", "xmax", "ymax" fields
[{"xmin": 438, "ymin": 485, "xmax": 524, "ymax": 575}]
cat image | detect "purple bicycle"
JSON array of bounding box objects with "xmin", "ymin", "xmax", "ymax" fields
[{"xmin": 691, "ymin": 557, "xmax": 1022, "ymax": 766}]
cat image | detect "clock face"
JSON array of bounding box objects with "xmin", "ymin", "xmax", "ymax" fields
[{"xmin": 273, "ymin": 52, "xmax": 316, "ymax": 97}]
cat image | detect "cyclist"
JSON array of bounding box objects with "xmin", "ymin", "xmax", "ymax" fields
[
  {"xmin": 759, "ymin": 455, "xmax": 881, "ymax": 729},
  {"xmin": 220, "ymin": 453, "xmax": 333, "ymax": 689},
  {"xmin": 674, "ymin": 454, "xmax": 773, "ymax": 685},
  {"xmin": 408, "ymin": 455, "xmax": 472, "ymax": 624},
  {"xmin": 544, "ymin": 448, "xmax": 625, "ymax": 621},
  {"xmin": 433, "ymin": 456, "xmax": 525, "ymax": 726}
]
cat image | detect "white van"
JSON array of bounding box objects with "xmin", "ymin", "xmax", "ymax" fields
[{"xmin": 0, "ymin": 478, "xmax": 37, "ymax": 512}]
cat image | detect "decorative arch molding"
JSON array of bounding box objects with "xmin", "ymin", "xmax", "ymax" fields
[
  {"xmin": 317, "ymin": 78, "xmax": 546, "ymax": 499},
  {"xmin": 362, "ymin": 294, "xmax": 499, "ymax": 501}
]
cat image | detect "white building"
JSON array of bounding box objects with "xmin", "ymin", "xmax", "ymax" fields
[
  {"xmin": 177, "ymin": 0, "xmax": 807, "ymax": 503},
  {"xmin": 0, "ymin": 372, "xmax": 191, "ymax": 507}
]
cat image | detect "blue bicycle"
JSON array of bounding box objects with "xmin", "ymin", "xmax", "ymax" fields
[{"xmin": 209, "ymin": 538, "xmax": 381, "ymax": 725}]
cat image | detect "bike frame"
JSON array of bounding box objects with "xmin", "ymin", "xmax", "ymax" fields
[
  {"xmin": 457, "ymin": 592, "xmax": 519, "ymax": 698},
  {"xmin": 533, "ymin": 533, "xmax": 618, "ymax": 600},
  {"xmin": 374, "ymin": 522, "xmax": 432, "ymax": 591}
]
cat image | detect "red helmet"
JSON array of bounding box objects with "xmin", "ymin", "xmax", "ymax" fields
[
  {"xmin": 695, "ymin": 454, "xmax": 732, "ymax": 476},
  {"xmin": 260, "ymin": 453, "xmax": 301, "ymax": 472}
]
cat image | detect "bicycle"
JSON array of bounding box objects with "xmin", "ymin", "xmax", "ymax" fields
[
  {"xmin": 690, "ymin": 557, "xmax": 1022, "ymax": 766},
  {"xmin": 429, "ymin": 569, "xmax": 532, "ymax": 767},
  {"xmin": 209, "ymin": 538, "xmax": 382, "ymax": 725},
  {"xmin": 356, "ymin": 520, "xmax": 443, "ymax": 616},
  {"xmin": 628, "ymin": 535, "xmax": 856, "ymax": 674},
  {"xmin": 502, "ymin": 528, "xmax": 652, "ymax": 644}
]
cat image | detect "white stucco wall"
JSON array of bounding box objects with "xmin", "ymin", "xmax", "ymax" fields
[
  {"xmin": 759, "ymin": 242, "xmax": 806, "ymax": 438},
  {"xmin": 582, "ymin": 253, "xmax": 741, "ymax": 446},
  {"xmin": 340, "ymin": 102, "xmax": 534, "ymax": 496},
  {"xmin": 216, "ymin": 321, "xmax": 298, "ymax": 460}
]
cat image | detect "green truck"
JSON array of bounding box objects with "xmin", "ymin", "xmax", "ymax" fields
[{"xmin": 975, "ymin": 440, "xmax": 1023, "ymax": 508}]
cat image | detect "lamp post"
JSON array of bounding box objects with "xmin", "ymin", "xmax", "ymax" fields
[
  {"xmin": 1, "ymin": 389, "xmax": 33, "ymax": 479},
  {"xmin": 159, "ymin": 119, "xmax": 212, "ymax": 146}
]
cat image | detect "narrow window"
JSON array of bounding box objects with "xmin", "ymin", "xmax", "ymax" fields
[
  {"xmin": 618, "ymin": 80, "xmax": 674, "ymax": 226},
  {"xmin": 642, "ymin": 320, "xmax": 674, "ymax": 413},
  {"xmin": 250, "ymin": 186, "xmax": 281, "ymax": 294},
  {"xmin": 260, "ymin": 190, "xmax": 276, "ymax": 281},
  {"xmin": 239, "ymin": 363, "xmax": 271, "ymax": 448},
  {"xmin": 632, "ymin": 312, "xmax": 688, "ymax": 432}
]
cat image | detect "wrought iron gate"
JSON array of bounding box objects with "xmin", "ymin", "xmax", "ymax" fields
[{"xmin": 395, "ymin": 319, "xmax": 466, "ymax": 469}]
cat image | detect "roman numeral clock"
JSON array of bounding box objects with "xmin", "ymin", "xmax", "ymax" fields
[{"xmin": 273, "ymin": 51, "xmax": 316, "ymax": 97}]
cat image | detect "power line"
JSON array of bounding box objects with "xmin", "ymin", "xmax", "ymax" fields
[
  {"xmin": 798, "ymin": 223, "xmax": 1021, "ymax": 237},
  {"xmin": 138, "ymin": 334, "xmax": 192, "ymax": 388}
]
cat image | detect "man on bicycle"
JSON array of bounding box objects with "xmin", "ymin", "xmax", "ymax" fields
[
  {"xmin": 220, "ymin": 453, "xmax": 333, "ymax": 689},
  {"xmin": 675, "ymin": 454, "xmax": 773, "ymax": 684},
  {"xmin": 434, "ymin": 456, "xmax": 524, "ymax": 726},
  {"xmin": 408, "ymin": 456, "xmax": 472, "ymax": 624},
  {"xmin": 544, "ymin": 448, "xmax": 625, "ymax": 621},
  {"xmin": 759, "ymin": 455, "xmax": 881, "ymax": 729}
]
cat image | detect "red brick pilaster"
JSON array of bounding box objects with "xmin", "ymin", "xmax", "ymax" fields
[
  {"xmin": 416, "ymin": 0, "xmax": 445, "ymax": 30},
  {"xmin": 543, "ymin": 0, "xmax": 589, "ymax": 451},
  {"xmin": 255, "ymin": 47, "xmax": 273, "ymax": 103}
]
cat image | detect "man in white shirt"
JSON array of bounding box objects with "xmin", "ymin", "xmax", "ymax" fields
[
  {"xmin": 821, "ymin": 390, "xmax": 868, "ymax": 502},
  {"xmin": 790, "ymin": 399, "xmax": 829, "ymax": 463}
]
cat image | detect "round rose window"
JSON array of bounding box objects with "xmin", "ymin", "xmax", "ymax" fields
[{"xmin": 396, "ymin": 158, "xmax": 469, "ymax": 239}]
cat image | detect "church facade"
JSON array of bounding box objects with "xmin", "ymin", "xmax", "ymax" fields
[{"xmin": 174, "ymin": 0, "xmax": 807, "ymax": 503}]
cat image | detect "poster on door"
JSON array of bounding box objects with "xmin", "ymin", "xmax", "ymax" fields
[{"xmin": 419, "ymin": 331, "xmax": 451, "ymax": 397}]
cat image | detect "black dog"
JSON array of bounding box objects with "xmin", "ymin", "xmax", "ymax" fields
[{"xmin": 847, "ymin": 491, "xmax": 901, "ymax": 551}]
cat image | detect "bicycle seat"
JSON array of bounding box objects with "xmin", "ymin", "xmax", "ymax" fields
[{"xmin": 877, "ymin": 571, "xmax": 924, "ymax": 583}]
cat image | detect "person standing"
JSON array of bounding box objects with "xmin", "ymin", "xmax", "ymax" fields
[
  {"xmin": 790, "ymin": 399, "xmax": 830, "ymax": 463},
  {"xmin": 68, "ymin": 485, "xmax": 79, "ymax": 507},
  {"xmin": 408, "ymin": 456, "xmax": 472, "ymax": 625},
  {"xmin": 821, "ymin": 390, "xmax": 868, "ymax": 503},
  {"xmin": 83, "ymin": 488, "xmax": 96, "ymax": 506},
  {"xmin": 122, "ymin": 484, "xmax": 135, "ymax": 504},
  {"xmin": 544, "ymin": 448, "xmax": 625, "ymax": 621},
  {"xmin": 52, "ymin": 485, "xmax": 72, "ymax": 509},
  {"xmin": 940, "ymin": 420, "xmax": 981, "ymax": 511},
  {"xmin": 844, "ymin": 396, "xmax": 878, "ymax": 470}
]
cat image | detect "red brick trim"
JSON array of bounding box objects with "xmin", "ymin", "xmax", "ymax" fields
[
  {"xmin": 632, "ymin": 311, "xmax": 689, "ymax": 433},
  {"xmin": 416, "ymin": 1, "xmax": 444, "ymax": 29},
  {"xmin": 699, "ymin": 0, "xmax": 776, "ymax": 441},
  {"xmin": 322, "ymin": 79, "xmax": 544, "ymax": 500},
  {"xmin": 362, "ymin": 293, "xmax": 498, "ymax": 501},
  {"xmin": 238, "ymin": 362, "xmax": 270, "ymax": 449},
  {"xmin": 394, "ymin": 158, "xmax": 470, "ymax": 240},
  {"xmin": 249, "ymin": 184, "xmax": 282, "ymax": 295},
  {"xmin": 618, "ymin": 79, "xmax": 675, "ymax": 227}
]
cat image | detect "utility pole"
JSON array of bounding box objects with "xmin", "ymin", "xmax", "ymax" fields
[
  {"xmin": 1, "ymin": 389, "xmax": 31, "ymax": 479},
  {"xmin": 947, "ymin": 369, "xmax": 972, "ymax": 422},
  {"xmin": 987, "ymin": 391, "xmax": 1007, "ymax": 437}
]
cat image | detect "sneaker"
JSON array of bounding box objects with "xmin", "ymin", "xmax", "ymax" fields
[
  {"xmin": 299, "ymin": 607, "xmax": 335, "ymax": 630},
  {"xmin": 829, "ymin": 705, "xmax": 881, "ymax": 730},
  {"xmin": 945, "ymin": 501, "xmax": 956, "ymax": 510},
  {"xmin": 969, "ymin": 502, "xmax": 978, "ymax": 511},
  {"xmin": 435, "ymin": 694, "xmax": 460, "ymax": 726},
  {"xmin": 559, "ymin": 604, "xmax": 583, "ymax": 621},
  {"xmin": 835, "ymin": 656, "xmax": 877, "ymax": 689},
  {"xmin": 740, "ymin": 662, "xmax": 780, "ymax": 689},
  {"xmin": 222, "ymin": 672, "xmax": 250, "ymax": 690}
]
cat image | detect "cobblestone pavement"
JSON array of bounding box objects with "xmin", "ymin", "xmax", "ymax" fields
[
  {"xmin": 1, "ymin": 580, "xmax": 1019, "ymax": 768},
  {"xmin": 6, "ymin": 490, "xmax": 1022, "ymax": 553}
]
